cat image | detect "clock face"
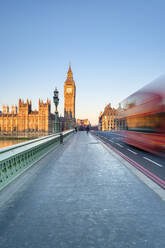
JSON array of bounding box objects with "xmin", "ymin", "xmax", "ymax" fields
[{"xmin": 66, "ymin": 87, "xmax": 72, "ymax": 93}]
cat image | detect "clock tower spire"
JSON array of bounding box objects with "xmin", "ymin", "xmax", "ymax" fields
[
  {"xmin": 64, "ymin": 64, "xmax": 76, "ymax": 128},
  {"xmin": 67, "ymin": 63, "xmax": 73, "ymax": 79}
]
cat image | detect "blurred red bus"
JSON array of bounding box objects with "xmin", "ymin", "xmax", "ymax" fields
[{"xmin": 118, "ymin": 75, "xmax": 165, "ymax": 156}]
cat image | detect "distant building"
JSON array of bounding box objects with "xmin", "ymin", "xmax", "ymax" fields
[
  {"xmin": 77, "ymin": 119, "xmax": 90, "ymax": 130},
  {"xmin": 0, "ymin": 99, "xmax": 54, "ymax": 136},
  {"xmin": 98, "ymin": 104, "xmax": 118, "ymax": 131}
]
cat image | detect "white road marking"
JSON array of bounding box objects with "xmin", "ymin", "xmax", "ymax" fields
[
  {"xmin": 112, "ymin": 133, "xmax": 122, "ymax": 137},
  {"xmin": 127, "ymin": 149, "xmax": 137, "ymax": 155},
  {"xmin": 143, "ymin": 157, "xmax": 163, "ymax": 168},
  {"xmin": 115, "ymin": 143, "xmax": 123, "ymax": 148}
]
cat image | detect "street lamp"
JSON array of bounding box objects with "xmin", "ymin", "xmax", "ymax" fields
[{"xmin": 53, "ymin": 88, "xmax": 60, "ymax": 133}]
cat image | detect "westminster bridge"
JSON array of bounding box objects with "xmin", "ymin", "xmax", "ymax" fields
[{"xmin": 0, "ymin": 131, "xmax": 165, "ymax": 248}]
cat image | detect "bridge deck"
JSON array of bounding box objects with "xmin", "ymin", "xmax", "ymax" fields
[{"xmin": 0, "ymin": 132, "xmax": 165, "ymax": 247}]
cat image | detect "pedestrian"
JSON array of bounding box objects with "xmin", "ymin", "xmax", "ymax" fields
[
  {"xmin": 86, "ymin": 125, "xmax": 90, "ymax": 134},
  {"xmin": 60, "ymin": 133, "xmax": 63, "ymax": 144}
]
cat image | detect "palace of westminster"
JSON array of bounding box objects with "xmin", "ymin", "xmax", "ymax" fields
[{"xmin": 0, "ymin": 65, "xmax": 76, "ymax": 136}]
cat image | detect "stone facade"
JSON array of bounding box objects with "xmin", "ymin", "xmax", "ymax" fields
[
  {"xmin": 0, "ymin": 99, "xmax": 54, "ymax": 136},
  {"xmin": 98, "ymin": 104, "xmax": 118, "ymax": 131}
]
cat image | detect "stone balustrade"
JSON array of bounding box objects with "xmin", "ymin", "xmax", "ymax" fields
[{"xmin": 0, "ymin": 130, "xmax": 74, "ymax": 191}]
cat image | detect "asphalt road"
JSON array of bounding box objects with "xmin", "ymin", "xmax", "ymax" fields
[
  {"xmin": 94, "ymin": 131, "xmax": 165, "ymax": 188},
  {"xmin": 0, "ymin": 132, "xmax": 165, "ymax": 248}
]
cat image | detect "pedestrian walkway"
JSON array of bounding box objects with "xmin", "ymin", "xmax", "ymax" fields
[{"xmin": 0, "ymin": 132, "xmax": 165, "ymax": 248}]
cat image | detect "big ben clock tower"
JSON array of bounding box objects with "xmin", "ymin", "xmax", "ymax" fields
[{"xmin": 64, "ymin": 65, "xmax": 76, "ymax": 123}]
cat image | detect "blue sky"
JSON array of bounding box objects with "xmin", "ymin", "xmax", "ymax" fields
[{"xmin": 0, "ymin": 0, "xmax": 165, "ymax": 124}]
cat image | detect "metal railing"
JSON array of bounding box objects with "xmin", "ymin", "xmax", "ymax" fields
[{"xmin": 0, "ymin": 130, "xmax": 74, "ymax": 191}]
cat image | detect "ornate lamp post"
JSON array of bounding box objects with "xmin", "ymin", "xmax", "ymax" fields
[{"xmin": 53, "ymin": 88, "xmax": 60, "ymax": 133}]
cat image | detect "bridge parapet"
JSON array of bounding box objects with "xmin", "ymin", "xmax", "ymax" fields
[{"xmin": 0, "ymin": 130, "xmax": 74, "ymax": 191}]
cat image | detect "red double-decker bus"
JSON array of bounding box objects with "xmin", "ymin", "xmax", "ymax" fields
[{"xmin": 118, "ymin": 75, "xmax": 165, "ymax": 156}]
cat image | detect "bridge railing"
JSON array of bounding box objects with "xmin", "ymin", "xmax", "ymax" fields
[{"xmin": 0, "ymin": 130, "xmax": 74, "ymax": 191}]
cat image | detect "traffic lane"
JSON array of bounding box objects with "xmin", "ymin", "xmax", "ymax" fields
[
  {"xmin": 104, "ymin": 132, "xmax": 165, "ymax": 166},
  {"xmin": 109, "ymin": 132, "xmax": 165, "ymax": 169},
  {"xmin": 95, "ymin": 132, "xmax": 165, "ymax": 186},
  {"xmin": 96, "ymin": 131, "xmax": 165, "ymax": 168},
  {"xmin": 96, "ymin": 132, "xmax": 165, "ymax": 173},
  {"xmin": 99, "ymin": 131, "xmax": 165, "ymax": 163}
]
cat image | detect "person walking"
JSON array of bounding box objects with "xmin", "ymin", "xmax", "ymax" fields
[{"xmin": 86, "ymin": 125, "xmax": 90, "ymax": 134}]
